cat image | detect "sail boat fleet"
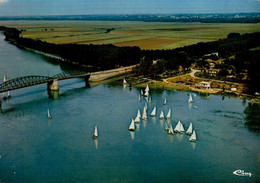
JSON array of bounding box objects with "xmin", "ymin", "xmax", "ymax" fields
[{"xmin": 127, "ymin": 83, "xmax": 197, "ymax": 143}]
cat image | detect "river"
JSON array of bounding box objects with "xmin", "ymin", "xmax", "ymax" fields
[{"xmin": 0, "ymin": 33, "xmax": 259, "ymax": 183}]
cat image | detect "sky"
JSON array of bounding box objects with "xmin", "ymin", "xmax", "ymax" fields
[{"xmin": 0, "ymin": 0, "xmax": 260, "ymax": 16}]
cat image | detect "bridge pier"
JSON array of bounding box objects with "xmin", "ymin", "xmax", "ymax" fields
[
  {"xmin": 48, "ymin": 90, "xmax": 59, "ymax": 100},
  {"xmin": 84, "ymin": 75, "xmax": 90, "ymax": 87},
  {"xmin": 47, "ymin": 79, "xmax": 59, "ymax": 91}
]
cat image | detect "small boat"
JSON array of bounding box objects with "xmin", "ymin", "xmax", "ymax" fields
[
  {"xmin": 137, "ymin": 109, "xmax": 141, "ymax": 119},
  {"xmin": 163, "ymin": 98, "xmax": 167, "ymax": 105},
  {"xmin": 7, "ymin": 91, "xmax": 11, "ymax": 98},
  {"xmin": 141, "ymin": 89, "xmax": 143, "ymax": 96},
  {"xmin": 3, "ymin": 76, "xmax": 8, "ymax": 82},
  {"xmin": 174, "ymin": 121, "xmax": 184, "ymax": 133},
  {"xmin": 142, "ymin": 107, "xmax": 147, "ymax": 120},
  {"xmin": 193, "ymin": 106, "xmax": 198, "ymax": 109},
  {"xmin": 189, "ymin": 130, "xmax": 197, "ymax": 142},
  {"xmin": 166, "ymin": 109, "xmax": 171, "ymax": 119},
  {"xmin": 123, "ymin": 78, "xmax": 128, "ymax": 85},
  {"xmin": 159, "ymin": 110, "xmax": 164, "ymax": 119},
  {"xmin": 193, "ymin": 94, "xmax": 197, "ymax": 97},
  {"xmin": 165, "ymin": 122, "xmax": 169, "ymax": 131},
  {"xmin": 93, "ymin": 125, "xmax": 98, "ymax": 139},
  {"xmin": 168, "ymin": 124, "xmax": 174, "ymax": 135},
  {"xmin": 186, "ymin": 123, "xmax": 193, "ymax": 135},
  {"xmin": 151, "ymin": 106, "xmax": 156, "ymax": 117},
  {"xmin": 47, "ymin": 108, "xmax": 51, "ymax": 120},
  {"xmin": 129, "ymin": 119, "xmax": 135, "ymax": 131},
  {"xmin": 145, "ymin": 84, "xmax": 149, "ymax": 93},
  {"xmin": 135, "ymin": 110, "xmax": 140, "ymax": 123},
  {"xmin": 188, "ymin": 94, "xmax": 193, "ymax": 103},
  {"xmin": 144, "ymin": 102, "xmax": 148, "ymax": 111},
  {"xmin": 144, "ymin": 89, "xmax": 149, "ymax": 97},
  {"xmin": 138, "ymin": 94, "xmax": 141, "ymax": 102}
]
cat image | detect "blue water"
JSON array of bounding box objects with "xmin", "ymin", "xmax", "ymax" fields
[{"xmin": 0, "ymin": 33, "xmax": 259, "ymax": 183}]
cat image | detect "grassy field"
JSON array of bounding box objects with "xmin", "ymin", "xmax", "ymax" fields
[{"xmin": 0, "ymin": 21, "xmax": 260, "ymax": 49}]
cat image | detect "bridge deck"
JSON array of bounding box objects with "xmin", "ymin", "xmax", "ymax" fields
[{"xmin": 0, "ymin": 72, "xmax": 90, "ymax": 93}]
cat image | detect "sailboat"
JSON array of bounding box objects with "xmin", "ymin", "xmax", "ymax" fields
[
  {"xmin": 189, "ymin": 130, "xmax": 197, "ymax": 142},
  {"xmin": 163, "ymin": 98, "xmax": 167, "ymax": 105},
  {"xmin": 168, "ymin": 124, "xmax": 174, "ymax": 135},
  {"xmin": 7, "ymin": 91, "xmax": 11, "ymax": 98},
  {"xmin": 174, "ymin": 121, "xmax": 184, "ymax": 133},
  {"xmin": 123, "ymin": 78, "xmax": 128, "ymax": 85},
  {"xmin": 165, "ymin": 122, "xmax": 170, "ymax": 131},
  {"xmin": 141, "ymin": 89, "xmax": 143, "ymax": 96},
  {"xmin": 186, "ymin": 123, "xmax": 193, "ymax": 135},
  {"xmin": 145, "ymin": 84, "xmax": 149, "ymax": 93},
  {"xmin": 137, "ymin": 109, "xmax": 141, "ymax": 119},
  {"xmin": 159, "ymin": 110, "xmax": 164, "ymax": 119},
  {"xmin": 151, "ymin": 106, "xmax": 156, "ymax": 117},
  {"xmin": 93, "ymin": 125, "xmax": 98, "ymax": 139},
  {"xmin": 142, "ymin": 107, "xmax": 147, "ymax": 120},
  {"xmin": 134, "ymin": 110, "xmax": 140, "ymax": 123},
  {"xmin": 188, "ymin": 94, "xmax": 193, "ymax": 103},
  {"xmin": 144, "ymin": 89, "xmax": 149, "ymax": 97},
  {"xmin": 129, "ymin": 119, "xmax": 135, "ymax": 131},
  {"xmin": 144, "ymin": 102, "xmax": 148, "ymax": 111},
  {"xmin": 166, "ymin": 109, "xmax": 171, "ymax": 119},
  {"xmin": 47, "ymin": 108, "xmax": 51, "ymax": 120}
]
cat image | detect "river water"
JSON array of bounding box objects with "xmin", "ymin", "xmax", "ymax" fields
[{"xmin": 0, "ymin": 33, "xmax": 259, "ymax": 183}]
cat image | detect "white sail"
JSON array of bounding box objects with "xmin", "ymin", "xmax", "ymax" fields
[
  {"xmin": 151, "ymin": 106, "xmax": 156, "ymax": 117},
  {"xmin": 134, "ymin": 113, "xmax": 140, "ymax": 123},
  {"xmin": 165, "ymin": 122, "xmax": 169, "ymax": 131},
  {"xmin": 144, "ymin": 102, "xmax": 148, "ymax": 111},
  {"xmin": 47, "ymin": 108, "xmax": 51, "ymax": 119},
  {"xmin": 188, "ymin": 94, "xmax": 193, "ymax": 103},
  {"xmin": 145, "ymin": 84, "xmax": 149, "ymax": 93},
  {"xmin": 142, "ymin": 107, "xmax": 147, "ymax": 120},
  {"xmin": 174, "ymin": 121, "xmax": 184, "ymax": 133},
  {"xmin": 168, "ymin": 124, "xmax": 174, "ymax": 134},
  {"xmin": 186, "ymin": 123, "xmax": 193, "ymax": 135},
  {"xmin": 179, "ymin": 121, "xmax": 185, "ymax": 133},
  {"xmin": 94, "ymin": 125, "xmax": 98, "ymax": 137},
  {"xmin": 166, "ymin": 109, "xmax": 171, "ymax": 119},
  {"xmin": 138, "ymin": 94, "xmax": 141, "ymax": 102},
  {"xmin": 7, "ymin": 91, "xmax": 11, "ymax": 98},
  {"xmin": 163, "ymin": 98, "xmax": 167, "ymax": 105},
  {"xmin": 3, "ymin": 76, "xmax": 8, "ymax": 82},
  {"xmin": 123, "ymin": 78, "xmax": 128, "ymax": 84},
  {"xmin": 137, "ymin": 109, "xmax": 141, "ymax": 119},
  {"xmin": 144, "ymin": 89, "xmax": 149, "ymax": 97},
  {"xmin": 141, "ymin": 89, "xmax": 143, "ymax": 96},
  {"xmin": 189, "ymin": 130, "xmax": 196, "ymax": 142},
  {"xmin": 159, "ymin": 110, "xmax": 164, "ymax": 119},
  {"xmin": 129, "ymin": 119, "xmax": 135, "ymax": 131}
]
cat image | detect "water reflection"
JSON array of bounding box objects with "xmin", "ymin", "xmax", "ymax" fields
[
  {"xmin": 129, "ymin": 131, "xmax": 135, "ymax": 140},
  {"xmin": 159, "ymin": 119, "xmax": 164, "ymax": 128},
  {"xmin": 176, "ymin": 134, "xmax": 184, "ymax": 142},
  {"xmin": 189, "ymin": 103, "xmax": 192, "ymax": 110},
  {"xmin": 190, "ymin": 142, "xmax": 196, "ymax": 150},
  {"xmin": 143, "ymin": 120, "xmax": 147, "ymax": 129},
  {"xmin": 136, "ymin": 123, "xmax": 140, "ymax": 132},
  {"xmin": 94, "ymin": 139, "xmax": 99, "ymax": 149},
  {"xmin": 151, "ymin": 117, "xmax": 156, "ymax": 125},
  {"xmin": 48, "ymin": 90, "xmax": 59, "ymax": 99}
]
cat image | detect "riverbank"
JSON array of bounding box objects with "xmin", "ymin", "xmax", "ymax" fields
[{"xmin": 120, "ymin": 73, "xmax": 260, "ymax": 104}]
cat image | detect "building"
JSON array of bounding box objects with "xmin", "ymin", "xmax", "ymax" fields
[{"xmin": 195, "ymin": 81, "xmax": 211, "ymax": 89}]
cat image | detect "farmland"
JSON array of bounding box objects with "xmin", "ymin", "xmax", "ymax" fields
[{"xmin": 0, "ymin": 21, "xmax": 260, "ymax": 49}]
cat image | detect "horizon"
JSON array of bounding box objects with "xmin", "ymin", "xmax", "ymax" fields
[{"xmin": 0, "ymin": 0, "xmax": 260, "ymax": 16}]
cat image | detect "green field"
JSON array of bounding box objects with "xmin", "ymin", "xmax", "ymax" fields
[{"xmin": 1, "ymin": 21, "xmax": 260, "ymax": 49}]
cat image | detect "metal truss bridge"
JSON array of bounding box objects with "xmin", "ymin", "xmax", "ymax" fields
[{"xmin": 0, "ymin": 71, "xmax": 90, "ymax": 93}]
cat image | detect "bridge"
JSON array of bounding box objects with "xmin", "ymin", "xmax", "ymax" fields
[{"xmin": 0, "ymin": 71, "xmax": 90, "ymax": 104}]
